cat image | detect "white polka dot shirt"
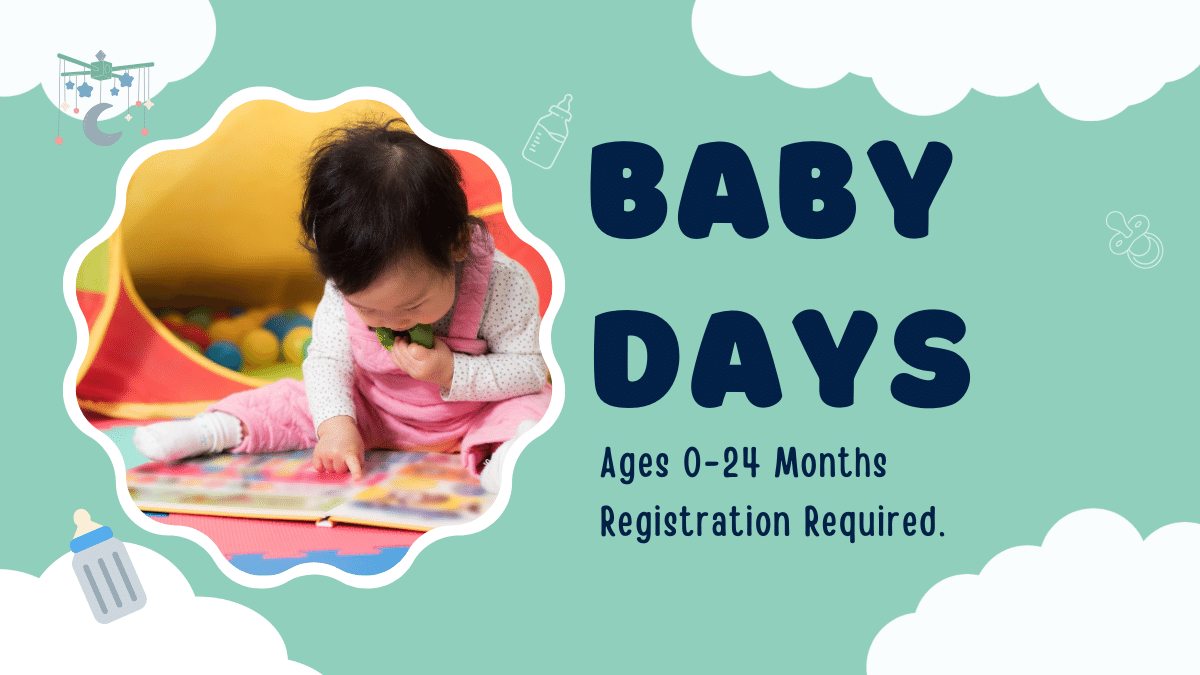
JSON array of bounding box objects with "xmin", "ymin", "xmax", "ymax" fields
[{"xmin": 302, "ymin": 251, "xmax": 548, "ymax": 433}]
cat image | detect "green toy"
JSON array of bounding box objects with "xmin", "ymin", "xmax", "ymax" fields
[
  {"xmin": 375, "ymin": 324, "xmax": 435, "ymax": 350},
  {"xmin": 374, "ymin": 327, "xmax": 397, "ymax": 350}
]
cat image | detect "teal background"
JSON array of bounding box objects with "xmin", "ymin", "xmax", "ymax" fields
[{"xmin": 2, "ymin": 2, "xmax": 1197, "ymax": 672}]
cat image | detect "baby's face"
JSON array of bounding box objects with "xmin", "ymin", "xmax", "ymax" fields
[{"xmin": 344, "ymin": 257, "xmax": 457, "ymax": 332}]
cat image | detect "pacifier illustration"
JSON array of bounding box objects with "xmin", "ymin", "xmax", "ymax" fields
[
  {"xmin": 1106, "ymin": 211, "xmax": 1163, "ymax": 269},
  {"xmin": 70, "ymin": 509, "xmax": 148, "ymax": 623}
]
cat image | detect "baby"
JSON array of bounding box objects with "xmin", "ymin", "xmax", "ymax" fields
[{"xmin": 133, "ymin": 119, "xmax": 550, "ymax": 492}]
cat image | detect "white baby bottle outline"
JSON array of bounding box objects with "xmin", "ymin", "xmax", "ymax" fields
[{"xmin": 523, "ymin": 94, "xmax": 572, "ymax": 169}]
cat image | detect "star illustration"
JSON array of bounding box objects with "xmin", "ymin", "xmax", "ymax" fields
[
  {"xmin": 125, "ymin": 113, "xmax": 133, "ymax": 121},
  {"xmin": 119, "ymin": 71, "xmax": 134, "ymax": 88},
  {"xmin": 144, "ymin": 100, "xmax": 154, "ymax": 109},
  {"xmin": 65, "ymin": 81, "xmax": 74, "ymax": 90},
  {"xmin": 110, "ymin": 87, "xmax": 120, "ymax": 97},
  {"xmin": 77, "ymin": 81, "xmax": 93, "ymax": 98}
]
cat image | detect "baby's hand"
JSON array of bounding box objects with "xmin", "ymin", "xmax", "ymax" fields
[
  {"xmin": 313, "ymin": 415, "xmax": 366, "ymax": 480},
  {"xmin": 389, "ymin": 335, "xmax": 454, "ymax": 389}
]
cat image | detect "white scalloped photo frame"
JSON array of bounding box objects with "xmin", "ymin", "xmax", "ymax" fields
[{"xmin": 62, "ymin": 87, "xmax": 566, "ymax": 588}]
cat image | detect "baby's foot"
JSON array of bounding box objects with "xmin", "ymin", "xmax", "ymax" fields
[
  {"xmin": 132, "ymin": 411, "xmax": 244, "ymax": 462},
  {"xmin": 479, "ymin": 419, "xmax": 537, "ymax": 494}
]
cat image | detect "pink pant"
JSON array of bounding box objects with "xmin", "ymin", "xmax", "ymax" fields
[{"xmin": 209, "ymin": 379, "xmax": 551, "ymax": 476}]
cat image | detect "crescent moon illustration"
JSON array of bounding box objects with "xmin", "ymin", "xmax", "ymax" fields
[
  {"xmin": 82, "ymin": 102, "xmax": 122, "ymax": 146},
  {"xmin": 1128, "ymin": 232, "xmax": 1163, "ymax": 269}
]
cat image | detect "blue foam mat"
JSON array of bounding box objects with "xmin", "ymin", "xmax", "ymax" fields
[
  {"xmin": 229, "ymin": 547, "xmax": 410, "ymax": 576},
  {"xmin": 101, "ymin": 424, "xmax": 150, "ymax": 469},
  {"xmin": 144, "ymin": 508, "xmax": 410, "ymax": 576}
]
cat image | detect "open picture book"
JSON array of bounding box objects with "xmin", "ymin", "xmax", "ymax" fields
[{"xmin": 127, "ymin": 448, "xmax": 494, "ymax": 531}]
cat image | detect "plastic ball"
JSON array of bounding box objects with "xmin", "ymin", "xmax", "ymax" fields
[
  {"xmin": 171, "ymin": 323, "xmax": 211, "ymax": 350},
  {"xmin": 206, "ymin": 340, "xmax": 244, "ymax": 371},
  {"xmin": 241, "ymin": 328, "xmax": 280, "ymax": 368},
  {"xmin": 240, "ymin": 307, "xmax": 274, "ymax": 328},
  {"xmin": 224, "ymin": 316, "xmax": 255, "ymax": 342},
  {"xmin": 262, "ymin": 312, "xmax": 289, "ymax": 337},
  {"xmin": 208, "ymin": 317, "xmax": 245, "ymax": 343},
  {"xmin": 54, "ymin": 137, "xmax": 63, "ymax": 145},
  {"xmin": 158, "ymin": 310, "xmax": 186, "ymax": 327},
  {"xmin": 141, "ymin": 128, "xmax": 148, "ymax": 136},
  {"xmin": 181, "ymin": 339, "xmax": 202, "ymax": 353},
  {"xmin": 185, "ymin": 306, "xmax": 214, "ymax": 329},
  {"xmin": 281, "ymin": 326, "xmax": 313, "ymax": 364},
  {"xmin": 296, "ymin": 301, "xmax": 319, "ymax": 319},
  {"xmin": 263, "ymin": 313, "xmax": 313, "ymax": 341},
  {"xmin": 227, "ymin": 306, "xmax": 246, "ymax": 318}
]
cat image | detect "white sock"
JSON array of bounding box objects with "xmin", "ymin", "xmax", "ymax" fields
[
  {"xmin": 132, "ymin": 411, "xmax": 244, "ymax": 462},
  {"xmin": 479, "ymin": 419, "xmax": 537, "ymax": 494}
]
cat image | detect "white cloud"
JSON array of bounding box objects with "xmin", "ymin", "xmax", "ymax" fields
[
  {"xmin": 0, "ymin": 544, "xmax": 318, "ymax": 674},
  {"xmin": 0, "ymin": 0, "xmax": 215, "ymax": 120},
  {"xmin": 692, "ymin": 0, "xmax": 1200, "ymax": 121},
  {"xmin": 868, "ymin": 509, "xmax": 1200, "ymax": 674}
]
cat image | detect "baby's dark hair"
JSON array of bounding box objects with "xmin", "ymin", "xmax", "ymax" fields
[{"xmin": 300, "ymin": 118, "xmax": 480, "ymax": 295}]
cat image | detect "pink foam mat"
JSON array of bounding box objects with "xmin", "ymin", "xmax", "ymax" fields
[{"xmin": 149, "ymin": 512, "xmax": 424, "ymax": 559}]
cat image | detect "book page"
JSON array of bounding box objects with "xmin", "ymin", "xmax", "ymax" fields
[
  {"xmin": 328, "ymin": 452, "xmax": 495, "ymax": 531},
  {"xmin": 127, "ymin": 449, "xmax": 404, "ymax": 520}
]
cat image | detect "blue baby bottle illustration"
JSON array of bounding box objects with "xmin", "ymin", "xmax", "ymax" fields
[
  {"xmin": 522, "ymin": 94, "xmax": 572, "ymax": 169},
  {"xmin": 71, "ymin": 509, "xmax": 148, "ymax": 623}
]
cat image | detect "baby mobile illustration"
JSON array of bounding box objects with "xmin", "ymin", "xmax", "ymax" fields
[{"xmin": 55, "ymin": 50, "xmax": 155, "ymax": 146}]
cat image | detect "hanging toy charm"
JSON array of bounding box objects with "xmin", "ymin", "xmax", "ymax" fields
[
  {"xmin": 55, "ymin": 50, "xmax": 155, "ymax": 147},
  {"xmin": 140, "ymin": 65, "xmax": 151, "ymax": 136}
]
